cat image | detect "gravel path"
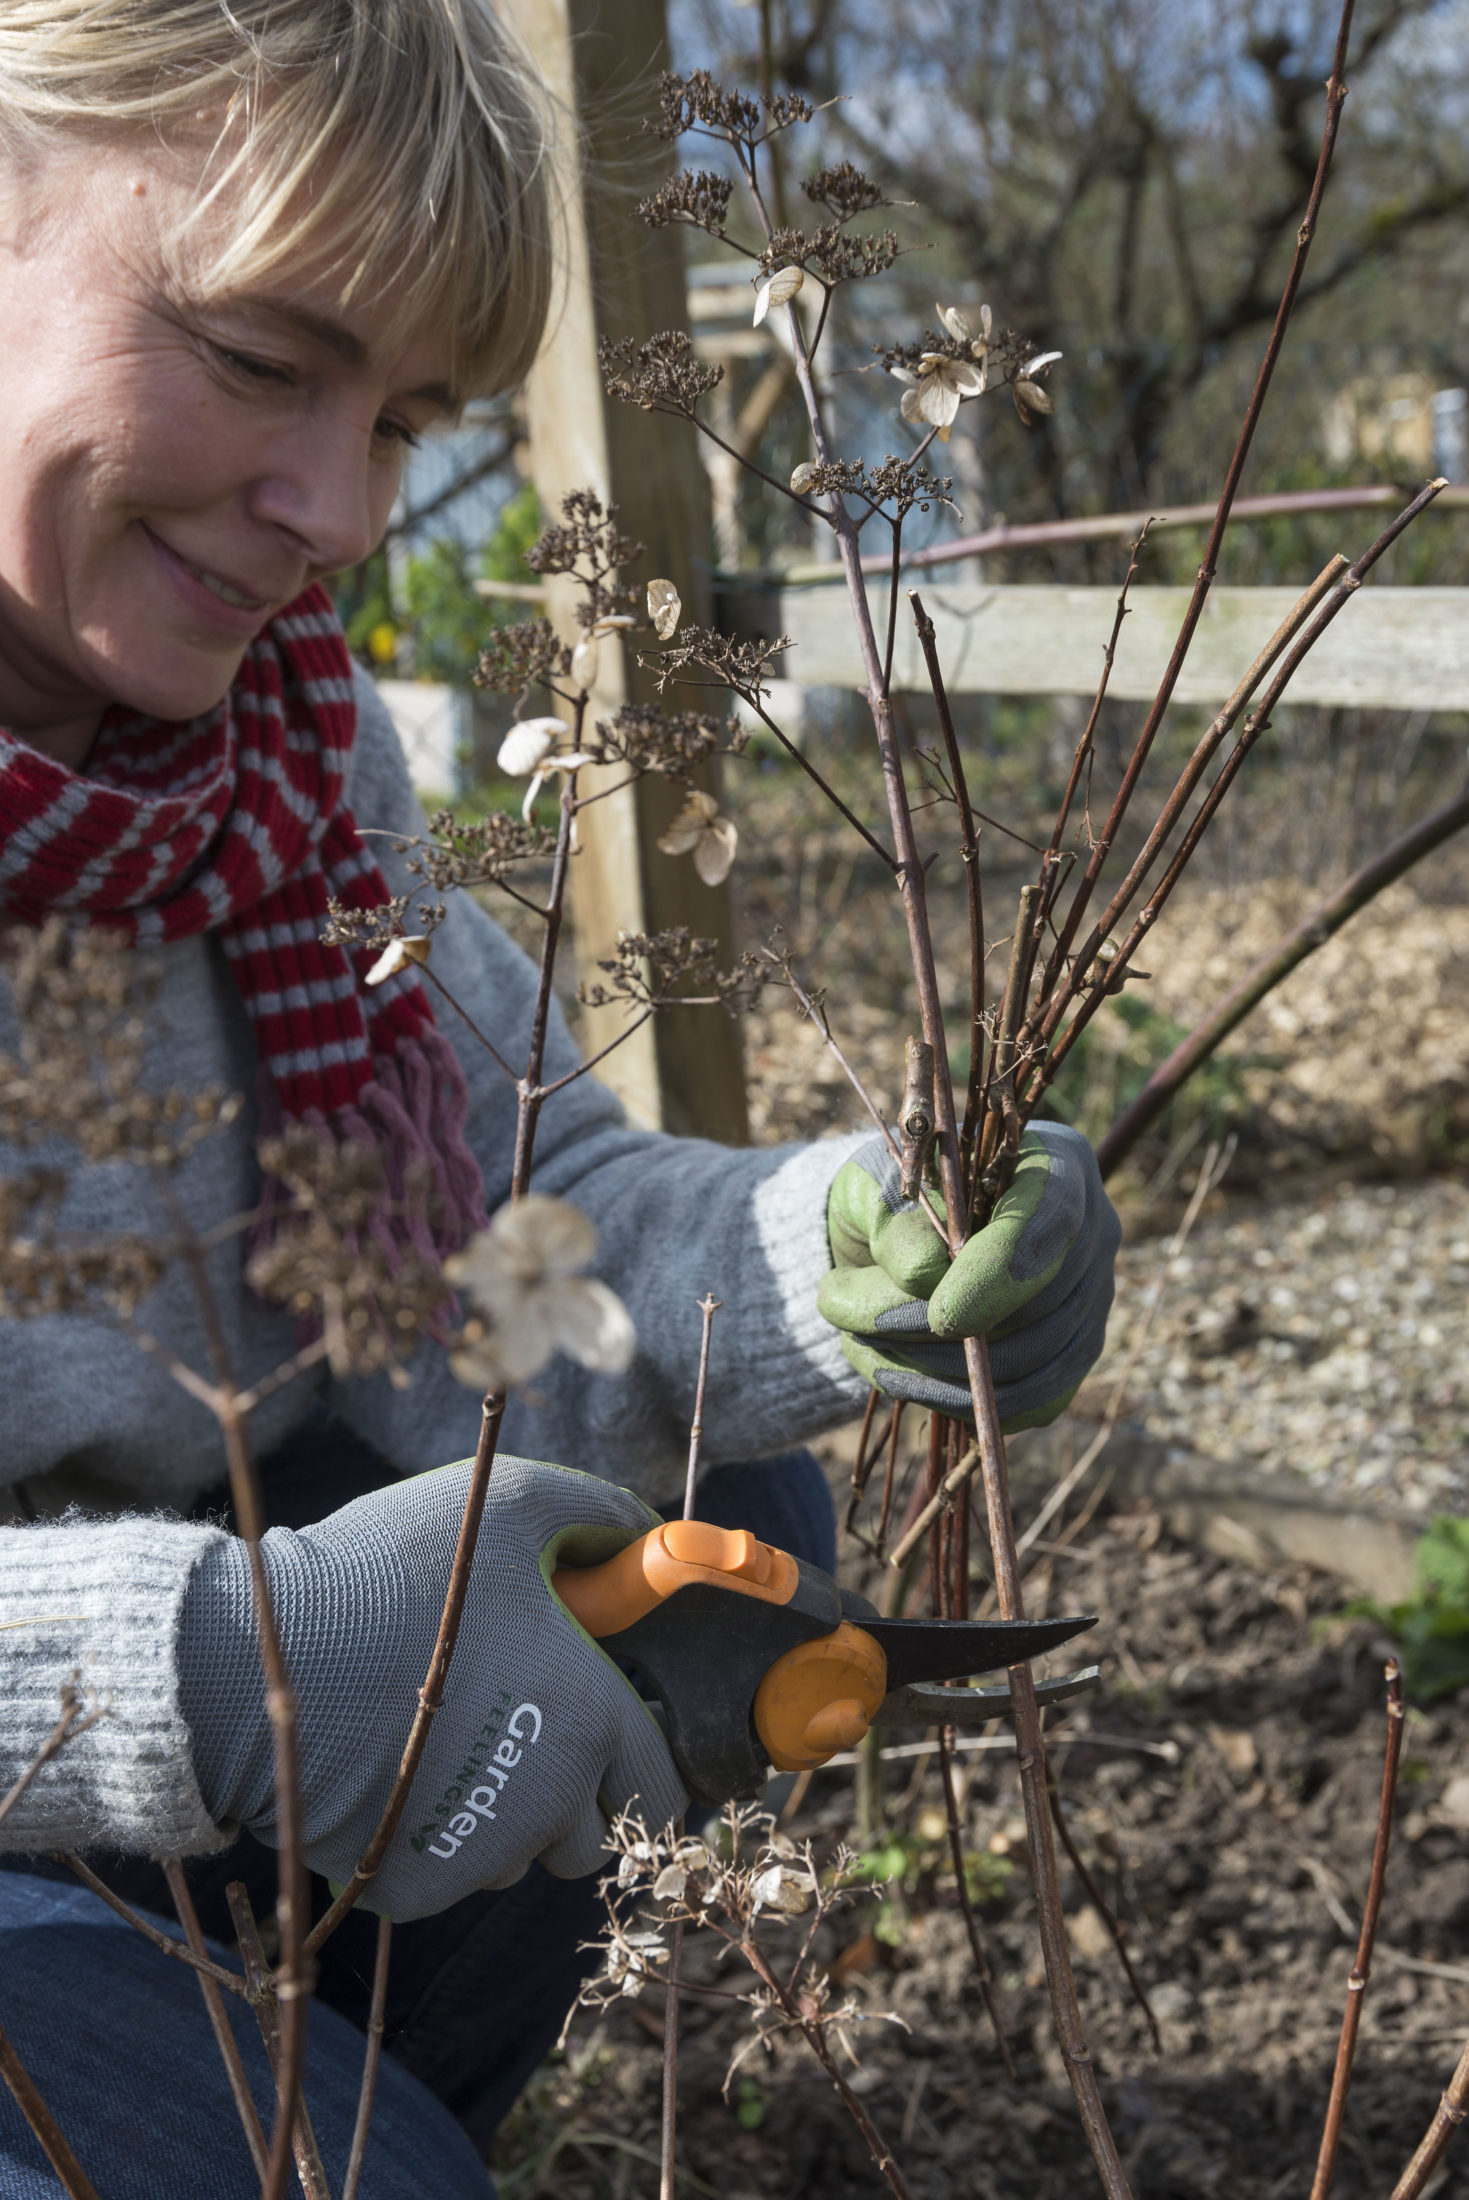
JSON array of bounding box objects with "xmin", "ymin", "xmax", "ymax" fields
[{"xmin": 1092, "ymin": 1174, "xmax": 1469, "ymax": 1518}]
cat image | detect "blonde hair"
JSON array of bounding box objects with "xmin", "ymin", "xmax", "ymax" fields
[{"xmin": 0, "ymin": 0, "xmax": 558, "ymax": 399}]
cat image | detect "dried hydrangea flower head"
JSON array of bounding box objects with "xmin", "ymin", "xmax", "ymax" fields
[
  {"xmin": 445, "ymin": 1194, "xmax": 634, "ymax": 1391},
  {"xmin": 657, "ymin": 789, "xmax": 738, "ymax": 886}
]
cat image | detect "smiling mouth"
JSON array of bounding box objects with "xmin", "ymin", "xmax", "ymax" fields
[
  {"xmin": 147, "ymin": 527, "xmax": 276, "ymax": 614},
  {"xmin": 190, "ymin": 562, "xmax": 265, "ymax": 612}
]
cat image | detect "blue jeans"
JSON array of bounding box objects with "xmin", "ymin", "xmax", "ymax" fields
[{"xmin": 0, "ymin": 1428, "xmax": 835, "ymax": 2193}]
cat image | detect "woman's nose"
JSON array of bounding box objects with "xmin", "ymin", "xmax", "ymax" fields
[{"xmin": 249, "ymin": 419, "xmax": 397, "ymax": 574}]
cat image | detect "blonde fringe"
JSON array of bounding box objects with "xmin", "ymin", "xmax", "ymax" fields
[{"xmin": 0, "ymin": 0, "xmax": 560, "ymax": 398}]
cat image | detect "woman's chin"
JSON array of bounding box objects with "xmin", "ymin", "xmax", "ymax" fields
[{"xmin": 89, "ymin": 643, "xmax": 252, "ymax": 728}]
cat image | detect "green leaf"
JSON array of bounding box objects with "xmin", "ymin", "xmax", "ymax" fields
[{"xmin": 1344, "ymin": 1515, "xmax": 1469, "ymax": 1700}]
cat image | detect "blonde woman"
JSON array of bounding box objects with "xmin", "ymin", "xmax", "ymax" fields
[{"xmin": 0, "ymin": 1, "xmax": 1119, "ymax": 2185}]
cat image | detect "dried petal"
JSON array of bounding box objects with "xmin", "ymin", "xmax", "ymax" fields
[
  {"xmin": 657, "ymin": 789, "xmax": 737, "ymax": 886},
  {"xmin": 693, "ymin": 814, "xmax": 737, "ymax": 887},
  {"xmin": 771, "ymin": 1869, "xmax": 813, "ymax": 1915},
  {"xmin": 657, "ymin": 789, "xmax": 720, "ymax": 857},
  {"xmin": 591, "ymin": 613, "xmax": 637, "ymax": 636},
  {"xmin": 1020, "ymin": 350, "xmax": 1063, "ymax": 377},
  {"xmin": 750, "ymin": 1863, "xmax": 812, "ymax": 1914},
  {"xmin": 936, "ymin": 357, "xmax": 985, "ymax": 399},
  {"xmin": 937, "ymin": 302, "xmax": 971, "ymax": 343},
  {"xmin": 499, "ymin": 718, "xmax": 566, "ymax": 776},
  {"xmin": 489, "ymin": 1195, "xmax": 599, "ymax": 1282},
  {"xmin": 552, "ymin": 1275, "xmax": 636, "ymax": 1375},
  {"xmin": 901, "ymin": 377, "xmax": 960, "ymax": 431},
  {"xmin": 789, "ymin": 461, "xmax": 820, "ymax": 494},
  {"xmin": 647, "ymin": 578, "xmax": 682, "ymax": 641},
  {"xmin": 570, "ymin": 635, "xmax": 599, "ymax": 690},
  {"xmin": 653, "ymin": 1863, "xmax": 687, "ymax": 1901},
  {"xmin": 752, "ymin": 264, "xmax": 804, "ymax": 325},
  {"xmin": 1015, "ymin": 379, "xmax": 1055, "ymax": 418},
  {"xmin": 364, "ymin": 936, "xmax": 432, "ymax": 986}
]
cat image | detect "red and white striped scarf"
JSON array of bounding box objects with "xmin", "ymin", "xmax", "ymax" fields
[{"xmin": 0, "ymin": 584, "xmax": 486, "ymax": 1261}]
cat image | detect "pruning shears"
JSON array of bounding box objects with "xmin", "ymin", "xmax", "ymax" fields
[{"xmin": 554, "ymin": 1518, "xmax": 1097, "ymax": 1806}]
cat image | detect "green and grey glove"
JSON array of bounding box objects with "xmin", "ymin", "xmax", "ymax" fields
[
  {"xmin": 818, "ymin": 1121, "xmax": 1120, "ymax": 1430},
  {"xmin": 179, "ymin": 1456, "xmax": 686, "ymax": 1923}
]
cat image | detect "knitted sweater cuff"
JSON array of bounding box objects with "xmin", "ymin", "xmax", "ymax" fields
[
  {"xmin": 748, "ymin": 1130, "xmax": 874, "ymax": 1424},
  {"xmin": 0, "ymin": 1515, "xmax": 229, "ymax": 1857}
]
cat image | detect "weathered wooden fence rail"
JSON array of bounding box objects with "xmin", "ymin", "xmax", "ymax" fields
[{"xmin": 758, "ymin": 583, "xmax": 1469, "ymax": 711}]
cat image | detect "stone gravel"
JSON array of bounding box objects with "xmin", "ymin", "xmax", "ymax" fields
[{"xmin": 1091, "ymin": 1174, "xmax": 1469, "ymax": 1517}]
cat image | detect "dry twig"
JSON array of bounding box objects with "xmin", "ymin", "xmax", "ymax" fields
[
  {"xmin": 342, "ymin": 1915, "xmax": 393, "ymax": 2200},
  {"xmin": 227, "ymin": 1881, "xmax": 332, "ymax": 2200},
  {"xmin": 0, "ymin": 2021, "xmax": 100, "ymax": 2200},
  {"xmin": 162, "ymin": 1858, "xmax": 269, "ymax": 2184},
  {"xmin": 661, "ymin": 1290, "xmax": 721, "ymax": 2200},
  {"xmin": 1312, "ymin": 1661, "xmax": 1405, "ymax": 2200}
]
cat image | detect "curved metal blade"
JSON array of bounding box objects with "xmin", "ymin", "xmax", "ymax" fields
[
  {"xmin": 862, "ymin": 1612, "xmax": 1096, "ymax": 1692},
  {"xmin": 882, "ymin": 1663, "xmax": 1102, "ymax": 1728}
]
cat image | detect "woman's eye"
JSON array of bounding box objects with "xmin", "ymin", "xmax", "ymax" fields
[
  {"xmin": 374, "ymin": 417, "xmax": 422, "ymax": 451},
  {"xmin": 213, "ymin": 344, "xmax": 292, "ymax": 386}
]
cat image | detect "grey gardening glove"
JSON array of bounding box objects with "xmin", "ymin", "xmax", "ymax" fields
[
  {"xmin": 179, "ymin": 1456, "xmax": 686, "ymax": 1923},
  {"xmin": 818, "ymin": 1121, "xmax": 1120, "ymax": 1430}
]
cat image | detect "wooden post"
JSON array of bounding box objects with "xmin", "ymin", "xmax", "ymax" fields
[{"xmin": 504, "ymin": 0, "xmax": 748, "ymax": 1141}]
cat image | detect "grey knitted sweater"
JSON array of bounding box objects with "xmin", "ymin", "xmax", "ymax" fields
[{"xmin": 0, "ymin": 670, "xmax": 866, "ymax": 1857}]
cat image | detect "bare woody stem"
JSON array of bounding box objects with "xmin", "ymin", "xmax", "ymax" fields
[
  {"xmin": 1036, "ymin": 552, "xmax": 1347, "ymax": 1035},
  {"xmin": 1038, "ymin": 479, "xmax": 1448, "ymax": 1101},
  {"xmin": 1096, "ymin": 776, "xmax": 1469, "ymax": 1176},
  {"xmin": 738, "ymin": 1932, "xmax": 913, "ymax": 2200},
  {"xmin": 305, "ymin": 1392, "xmax": 508, "ymax": 1955},
  {"xmin": 1038, "ymin": 0, "xmax": 1358, "ymax": 998},
  {"xmin": 0, "ymin": 1686, "xmax": 104, "ymax": 1835},
  {"xmin": 511, "ymin": 753, "xmax": 580, "ymax": 1193},
  {"xmin": 1393, "ymin": 2036, "xmax": 1469, "ymax": 2200},
  {"xmin": 682, "ymin": 1294, "xmax": 721, "ymax": 1521},
  {"xmin": 751, "ymin": 143, "xmax": 1134, "ymax": 2200},
  {"xmin": 163, "ymin": 1858, "xmax": 269, "ymax": 2185},
  {"xmin": 908, "ymin": 594, "xmax": 985, "ymax": 1166},
  {"xmin": 0, "ymin": 2019, "xmax": 100, "ymax": 2200},
  {"xmin": 149, "ymin": 1174, "xmax": 308, "ymax": 2200},
  {"xmin": 1311, "ymin": 1660, "xmax": 1405, "ymax": 2200},
  {"xmin": 888, "ymin": 1444, "xmax": 977, "ymax": 1571},
  {"xmin": 1038, "ymin": 526, "xmax": 1151, "ymax": 914},
  {"xmin": 937, "ymin": 1725, "xmax": 1014, "ymax": 2076},
  {"xmin": 342, "ymin": 1916, "xmax": 393, "ymax": 2200},
  {"xmin": 58, "ymin": 1852, "xmax": 244, "ymax": 1996},
  {"xmin": 662, "ymin": 1294, "xmax": 721, "ymax": 2200},
  {"xmin": 1043, "ymin": 1762, "xmax": 1160, "ymax": 2053},
  {"xmin": 311, "ymin": 717, "xmax": 587, "ymax": 1954},
  {"xmin": 738, "ymin": 690, "xmax": 897, "ymax": 869},
  {"xmin": 771, "ymin": 953, "xmax": 901, "ymax": 1165},
  {"xmin": 227, "ymin": 1882, "xmax": 332, "ymax": 2200}
]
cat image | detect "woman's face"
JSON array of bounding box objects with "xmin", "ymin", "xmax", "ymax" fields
[{"xmin": 0, "ymin": 137, "xmax": 456, "ymax": 754}]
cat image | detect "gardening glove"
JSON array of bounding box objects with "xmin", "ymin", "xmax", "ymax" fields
[
  {"xmin": 178, "ymin": 1455, "xmax": 687, "ymax": 1923},
  {"xmin": 818, "ymin": 1120, "xmax": 1120, "ymax": 1430}
]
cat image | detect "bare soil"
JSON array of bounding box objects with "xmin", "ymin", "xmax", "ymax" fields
[{"xmin": 493, "ymin": 1473, "xmax": 1469, "ymax": 2200}]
